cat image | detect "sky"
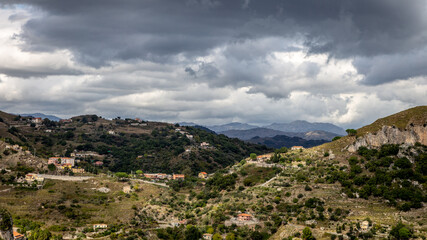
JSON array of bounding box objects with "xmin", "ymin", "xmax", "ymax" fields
[{"xmin": 0, "ymin": 0, "xmax": 426, "ymax": 128}]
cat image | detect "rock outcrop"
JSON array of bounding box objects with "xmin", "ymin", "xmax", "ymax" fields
[
  {"xmin": 0, "ymin": 208, "xmax": 13, "ymax": 240},
  {"xmin": 347, "ymin": 125, "xmax": 427, "ymax": 152}
]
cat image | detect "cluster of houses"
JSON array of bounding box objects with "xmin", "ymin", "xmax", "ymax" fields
[
  {"xmin": 175, "ymin": 127, "xmax": 215, "ymax": 150},
  {"xmin": 48, "ymin": 157, "xmax": 86, "ymax": 173},
  {"xmin": 143, "ymin": 173, "xmax": 185, "ymax": 181},
  {"xmin": 140, "ymin": 171, "xmax": 209, "ymax": 181}
]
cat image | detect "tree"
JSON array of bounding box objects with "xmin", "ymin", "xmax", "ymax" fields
[
  {"xmin": 135, "ymin": 170, "xmax": 143, "ymax": 175},
  {"xmin": 48, "ymin": 164, "xmax": 56, "ymax": 172},
  {"xmin": 115, "ymin": 172, "xmax": 128, "ymax": 181},
  {"xmin": 184, "ymin": 225, "xmax": 201, "ymax": 240},
  {"xmin": 250, "ymin": 153, "xmax": 257, "ymax": 160},
  {"xmin": 332, "ymin": 136, "xmax": 341, "ymax": 141},
  {"xmin": 346, "ymin": 129, "xmax": 357, "ymax": 136},
  {"xmin": 225, "ymin": 233, "xmax": 236, "ymax": 240},
  {"xmin": 213, "ymin": 233, "xmax": 222, "ymax": 240},
  {"xmin": 28, "ymin": 228, "xmax": 52, "ymax": 240},
  {"xmin": 302, "ymin": 227, "xmax": 315, "ymax": 240},
  {"xmin": 390, "ymin": 223, "xmax": 413, "ymax": 240}
]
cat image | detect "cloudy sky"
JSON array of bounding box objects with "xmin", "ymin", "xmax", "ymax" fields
[{"xmin": 0, "ymin": 0, "xmax": 426, "ymax": 128}]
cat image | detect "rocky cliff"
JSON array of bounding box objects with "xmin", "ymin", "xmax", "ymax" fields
[
  {"xmin": 347, "ymin": 124, "xmax": 427, "ymax": 152},
  {"xmin": 0, "ymin": 209, "xmax": 13, "ymax": 240}
]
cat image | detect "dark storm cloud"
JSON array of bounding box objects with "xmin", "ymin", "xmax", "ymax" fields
[
  {"xmin": 0, "ymin": 66, "xmax": 83, "ymax": 78},
  {"xmin": 2, "ymin": 0, "xmax": 427, "ymax": 83}
]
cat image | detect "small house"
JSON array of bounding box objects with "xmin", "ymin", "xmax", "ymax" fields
[
  {"xmin": 361, "ymin": 220, "xmax": 369, "ymax": 232},
  {"xmin": 173, "ymin": 174, "xmax": 185, "ymax": 180},
  {"xmin": 203, "ymin": 233, "xmax": 213, "ymax": 240},
  {"xmin": 198, "ymin": 172, "xmax": 208, "ymax": 179},
  {"xmin": 72, "ymin": 168, "xmax": 85, "ymax": 174},
  {"xmin": 13, "ymin": 231, "xmax": 25, "ymax": 240},
  {"xmin": 93, "ymin": 224, "xmax": 108, "ymax": 230},
  {"xmin": 25, "ymin": 174, "xmax": 44, "ymax": 183},
  {"xmin": 238, "ymin": 213, "xmax": 253, "ymax": 221},
  {"xmin": 59, "ymin": 119, "xmax": 72, "ymax": 123},
  {"xmin": 31, "ymin": 118, "xmax": 42, "ymax": 124},
  {"xmin": 94, "ymin": 161, "xmax": 104, "ymax": 167},
  {"xmin": 123, "ymin": 185, "xmax": 132, "ymax": 194}
]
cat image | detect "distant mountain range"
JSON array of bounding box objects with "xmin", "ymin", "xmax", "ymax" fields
[
  {"xmin": 205, "ymin": 120, "xmax": 345, "ymax": 136},
  {"xmin": 207, "ymin": 122, "xmax": 258, "ymax": 132},
  {"xmin": 20, "ymin": 113, "xmax": 61, "ymax": 121},
  {"xmin": 203, "ymin": 120, "xmax": 345, "ymax": 149},
  {"xmin": 219, "ymin": 128, "xmax": 339, "ymax": 141}
]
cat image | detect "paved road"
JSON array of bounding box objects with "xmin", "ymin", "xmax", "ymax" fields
[{"xmin": 39, "ymin": 174, "xmax": 93, "ymax": 181}]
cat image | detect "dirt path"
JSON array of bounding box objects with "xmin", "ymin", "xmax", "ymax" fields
[{"xmin": 260, "ymin": 175, "xmax": 278, "ymax": 187}]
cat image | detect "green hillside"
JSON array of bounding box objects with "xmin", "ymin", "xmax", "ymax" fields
[{"xmin": 0, "ymin": 111, "xmax": 270, "ymax": 174}]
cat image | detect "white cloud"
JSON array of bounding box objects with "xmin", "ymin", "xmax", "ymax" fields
[{"xmin": 0, "ymin": 6, "xmax": 425, "ymax": 129}]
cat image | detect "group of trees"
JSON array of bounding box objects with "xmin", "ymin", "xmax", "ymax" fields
[{"xmin": 326, "ymin": 144, "xmax": 426, "ymax": 211}]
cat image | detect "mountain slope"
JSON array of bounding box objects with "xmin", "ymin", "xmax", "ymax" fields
[{"xmin": 247, "ymin": 135, "xmax": 329, "ymax": 148}]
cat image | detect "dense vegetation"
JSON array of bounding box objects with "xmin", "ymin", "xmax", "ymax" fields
[
  {"xmin": 326, "ymin": 144, "xmax": 426, "ymax": 211},
  {"xmin": 0, "ymin": 114, "xmax": 270, "ymax": 175}
]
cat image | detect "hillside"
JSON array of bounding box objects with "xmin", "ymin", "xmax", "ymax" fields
[
  {"xmin": 0, "ymin": 111, "xmax": 271, "ymax": 174},
  {"xmin": 247, "ymin": 135, "xmax": 329, "ymax": 148},
  {"xmin": 0, "ymin": 107, "xmax": 426, "ymax": 240}
]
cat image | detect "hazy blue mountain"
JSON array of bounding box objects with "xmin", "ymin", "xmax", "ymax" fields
[
  {"xmin": 207, "ymin": 122, "xmax": 258, "ymax": 132},
  {"xmin": 247, "ymin": 135, "xmax": 329, "ymax": 149},
  {"xmin": 220, "ymin": 128, "xmax": 340, "ymax": 141},
  {"xmin": 177, "ymin": 122, "xmax": 197, "ymax": 126},
  {"xmin": 21, "ymin": 113, "xmax": 61, "ymax": 121},
  {"xmin": 219, "ymin": 128, "xmax": 287, "ymax": 140},
  {"xmin": 264, "ymin": 120, "xmax": 346, "ymax": 135}
]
